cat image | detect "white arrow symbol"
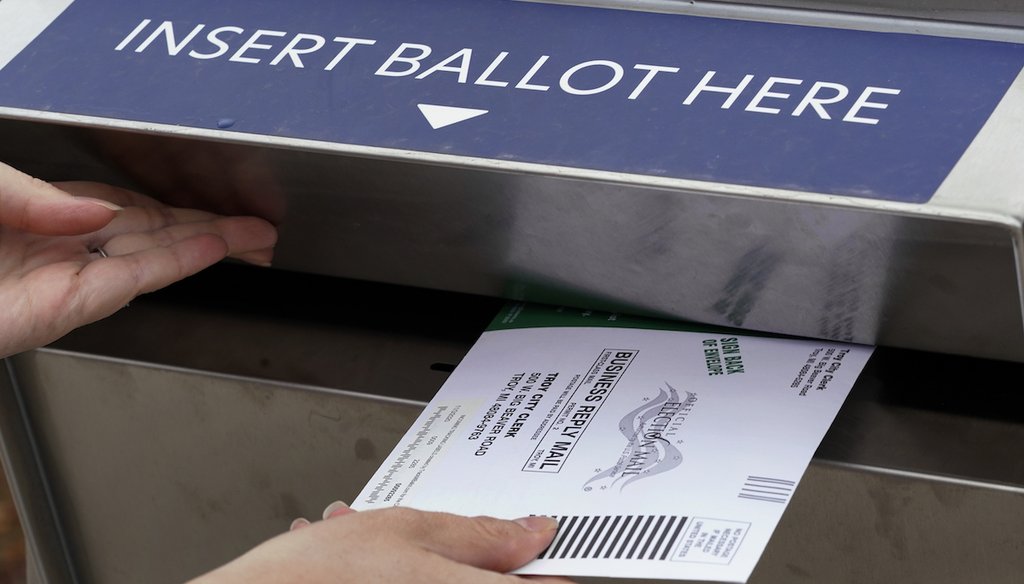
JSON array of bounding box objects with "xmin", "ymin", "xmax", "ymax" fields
[{"xmin": 417, "ymin": 103, "xmax": 489, "ymax": 129}]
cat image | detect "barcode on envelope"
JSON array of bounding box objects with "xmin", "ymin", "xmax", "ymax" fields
[
  {"xmin": 540, "ymin": 515, "xmax": 688, "ymax": 560},
  {"xmin": 738, "ymin": 475, "xmax": 795, "ymax": 503}
]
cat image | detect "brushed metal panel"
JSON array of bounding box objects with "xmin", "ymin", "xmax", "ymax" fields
[
  {"xmin": 1, "ymin": 121, "xmax": 1022, "ymax": 361},
  {"xmin": 7, "ymin": 346, "xmax": 1022, "ymax": 584}
]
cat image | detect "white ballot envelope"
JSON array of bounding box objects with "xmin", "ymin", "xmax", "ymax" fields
[{"xmin": 353, "ymin": 303, "xmax": 874, "ymax": 582}]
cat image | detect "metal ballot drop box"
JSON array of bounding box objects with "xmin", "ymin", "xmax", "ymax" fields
[{"xmin": 0, "ymin": 0, "xmax": 1023, "ymax": 582}]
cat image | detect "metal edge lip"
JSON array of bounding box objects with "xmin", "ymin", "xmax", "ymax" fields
[
  {"xmin": 814, "ymin": 459, "xmax": 1024, "ymax": 493},
  {"xmin": 1013, "ymin": 228, "xmax": 1024, "ymax": 338},
  {"xmin": 3, "ymin": 106, "xmax": 1022, "ymax": 232},
  {"xmin": 528, "ymin": 0, "xmax": 1024, "ymax": 42},
  {"xmin": 30, "ymin": 347, "xmax": 432, "ymax": 409},
  {"xmin": 0, "ymin": 357, "xmax": 80, "ymax": 584}
]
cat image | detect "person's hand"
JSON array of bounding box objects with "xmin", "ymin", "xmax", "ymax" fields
[
  {"xmin": 192, "ymin": 504, "xmax": 574, "ymax": 584},
  {"xmin": 0, "ymin": 161, "xmax": 277, "ymax": 357}
]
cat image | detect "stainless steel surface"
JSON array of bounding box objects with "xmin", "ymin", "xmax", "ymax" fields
[
  {"xmin": 8, "ymin": 351, "xmax": 423, "ymax": 584},
  {"xmin": 756, "ymin": 463, "xmax": 1023, "ymax": 583},
  {"xmin": 0, "ymin": 1, "xmax": 1022, "ymax": 581},
  {"xmin": 554, "ymin": 1, "xmax": 1024, "ymax": 28},
  {"xmin": 0, "ymin": 362, "xmax": 76, "ymax": 584},
  {"xmin": 2, "ymin": 266, "xmax": 1021, "ymax": 583},
  {"xmin": 2, "ymin": 1, "xmax": 1024, "ymax": 363},
  {"xmin": 587, "ymin": 465, "xmax": 1024, "ymax": 584},
  {"xmin": 719, "ymin": 0, "xmax": 1024, "ymax": 27},
  {"xmin": 2, "ymin": 119, "xmax": 1023, "ymax": 363}
]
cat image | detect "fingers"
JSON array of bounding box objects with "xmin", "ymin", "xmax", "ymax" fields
[
  {"xmin": 89, "ymin": 205, "xmax": 221, "ymax": 243},
  {"xmin": 394, "ymin": 546, "xmax": 560, "ymax": 584},
  {"xmin": 288, "ymin": 501, "xmax": 355, "ymax": 532},
  {"xmin": 10, "ymin": 173, "xmax": 278, "ymax": 265},
  {"xmin": 99, "ymin": 215, "xmax": 277, "ymax": 265},
  {"xmin": 0, "ymin": 163, "xmax": 121, "ymax": 235},
  {"xmin": 322, "ymin": 501, "xmax": 356, "ymax": 520},
  {"xmin": 233, "ymin": 248, "xmax": 275, "ymax": 266},
  {"xmin": 198, "ymin": 505, "xmax": 571, "ymax": 584},
  {"xmin": 293, "ymin": 505, "xmax": 558, "ymax": 573},
  {"xmin": 7, "ymin": 232, "xmax": 232, "ymax": 354},
  {"xmin": 53, "ymin": 180, "xmax": 165, "ymax": 209},
  {"xmin": 430, "ymin": 514, "xmax": 559, "ymax": 573},
  {"xmin": 73, "ymin": 233, "xmax": 232, "ymax": 318},
  {"xmin": 54, "ymin": 182, "xmax": 278, "ymax": 266},
  {"xmin": 364, "ymin": 509, "xmax": 559, "ymax": 574}
]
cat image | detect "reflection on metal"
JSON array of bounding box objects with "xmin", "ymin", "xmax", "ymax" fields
[
  {"xmin": 543, "ymin": 0, "xmax": 1024, "ymax": 30},
  {"xmin": 5, "ymin": 118, "xmax": 1020, "ymax": 360},
  {"xmin": 0, "ymin": 361, "xmax": 76, "ymax": 584},
  {"xmin": 0, "ymin": 1, "xmax": 1022, "ymax": 582},
  {"xmin": 4, "ymin": 340, "xmax": 1023, "ymax": 583},
  {"xmin": 0, "ymin": 1, "xmax": 1023, "ymax": 361},
  {"xmin": 2, "ymin": 267, "xmax": 1021, "ymax": 583},
  {"xmin": 8, "ymin": 350, "xmax": 424, "ymax": 583}
]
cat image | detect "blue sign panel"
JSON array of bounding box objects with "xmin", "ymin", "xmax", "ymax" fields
[{"xmin": 1, "ymin": 0, "xmax": 1022, "ymax": 203}]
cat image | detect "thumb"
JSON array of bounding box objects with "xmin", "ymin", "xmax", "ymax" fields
[
  {"xmin": 0, "ymin": 162, "xmax": 121, "ymax": 235},
  {"xmin": 411, "ymin": 511, "xmax": 559, "ymax": 573}
]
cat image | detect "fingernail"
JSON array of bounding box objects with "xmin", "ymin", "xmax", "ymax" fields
[
  {"xmin": 514, "ymin": 515, "xmax": 558, "ymax": 532},
  {"xmin": 289, "ymin": 517, "xmax": 310, "ymax": 531},
  {"xmin": 322, "ymin": 500, "xmax": 350, "ymax": 520},
  {"xmin": 76, "ymin": 196, "xmax": 123, "ymax": 211}
]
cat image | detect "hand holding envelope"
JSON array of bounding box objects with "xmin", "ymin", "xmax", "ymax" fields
[
  {"xmin": 193, "ymin": 506, "xmax": 574, "ymax": 584},
  {"xmin": 354, "ymin": 304, "xmax": 874, "ymax": 582},
  {"xmin": 0, "ymin": 161, "xmax": 569, "ymax": 584}
]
